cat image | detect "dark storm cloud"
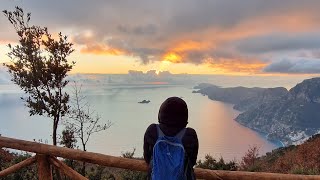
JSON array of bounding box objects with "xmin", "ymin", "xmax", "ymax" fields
[
  {"xmin": 117, "ymin": 24, "xmax": 157, "ymax": 36},
  {"xmin": 264, "ymin": 57, "xmax": 320, "ymax": 74},
  {"xmin": 236, "ymin": 33, "xmax": 320, "ymax": 54}
]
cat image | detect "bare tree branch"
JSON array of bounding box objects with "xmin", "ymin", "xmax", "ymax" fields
[{"xmin": 66, "ymin": 82, "xmax": 112, "ymax": 176}]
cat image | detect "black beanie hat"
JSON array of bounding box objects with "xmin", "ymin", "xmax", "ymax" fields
[{"xmin": 158, "ymin": 97, "xmax": 188, "ymax": 128}]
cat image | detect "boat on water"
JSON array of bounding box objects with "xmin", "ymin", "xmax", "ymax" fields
[{"xmin": 138, "ymin": 100, "xmax": 150, "ymax": 104}]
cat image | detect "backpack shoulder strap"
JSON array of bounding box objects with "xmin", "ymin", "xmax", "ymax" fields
[
  {"xmin": 156, "ymin": 124, "xmax": 165, "ymax": 138},
  {"xmin": 156, "ymin": 124, "xmax": 187, "ymax": 140},
  {"xmin": 174, "ymin": 128, "xmax": 187, "ymax": 141}
]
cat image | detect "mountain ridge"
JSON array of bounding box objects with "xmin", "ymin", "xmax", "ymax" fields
[{"xmin": 194, "ymin": 77, "xmax": 320, "ymax": 145}]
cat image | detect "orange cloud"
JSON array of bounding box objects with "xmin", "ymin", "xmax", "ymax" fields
[
  {"xmin": 171, "ymin": 40, "xmax": 211, "ymax": 52},
  {"xmin": 71, "ymin": 10, "xmax": 320, "ymax": 74},
  {"xmin": 80, "ymin": 44, "xmax": 126, "ymax": 56},
  {"xmin": 155, "ymin": 11, "xmax": 318, "ymax": 74},
  {"xmin": 162, "ymin": 52, "xmax": 183, "ymax": 63},
  {"xmin": 210, "ymin": 12, "xmax": 319, "ymax": 44},
  {"xmin": 206, "ymin": 58, "xmax": 267, "ymax": 74},
  {"xmin": 161, "ymin": 40, "xmax": 211, "ymax": 63}
]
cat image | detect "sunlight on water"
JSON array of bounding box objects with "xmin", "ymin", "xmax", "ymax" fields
[{"xmin": 0, "ymin": 75, "xmax": 299, "ymax": 161}]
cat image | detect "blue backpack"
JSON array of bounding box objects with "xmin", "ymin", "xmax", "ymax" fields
[{"xmin": 151, "ymin": 125, "xmax": 187, "ymax": 180}]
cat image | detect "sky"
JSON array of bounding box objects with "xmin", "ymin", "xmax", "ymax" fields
[{"xmin": 1, "ymin": 0, "xmax": 320, "ymax": 75}]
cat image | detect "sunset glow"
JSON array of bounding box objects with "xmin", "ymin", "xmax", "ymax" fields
[
  {"xmin": 1, "ymin": 1, "xmax": 320, "ymax": 75},
  {"xmin": 162, "ymin": 52, "xmax": 182, "ymax": 63}
]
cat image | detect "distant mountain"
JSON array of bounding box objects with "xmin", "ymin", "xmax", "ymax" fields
[
  {"xmin": 233, "ymin": 87, "xmax": 288, "ymax": 111},
  {"xmin": 194, "ymin": 77, "xmax": 320, "ymax": 145},
  {"xmin": 236, "ymin": 77, "xmax": 320, "ymax": 145},
  {"xmin": 193, "ymin": 83, "xmax": 220, "ymax": 90},
  {"xmin": 193, "ymin": 84, "xmax": 287, "ymax": 111}
]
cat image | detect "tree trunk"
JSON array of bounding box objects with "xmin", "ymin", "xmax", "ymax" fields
[
  {"xmin": 53, "ymin": 119, "xmax": 58, "ymax": 146},
  {"xmin": 52, "ymin": 117, "xmax": 62, "ymax": 180},
  {"xmin": 81, "ymin": 144, "xmax": 87, "ymax": 176}
]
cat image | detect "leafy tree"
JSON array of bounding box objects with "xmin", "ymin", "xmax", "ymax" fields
[
  {"xmin": 60, "ymin": 128, "xmax": 77, "ymax": 170},
  {"xmin": 60, "ymin": 128, "xmax": 77, "ymax": 149},
  {"xmin": 240, "ymin": 145, "xmax": 260, "ymax": 171},
  {"xmin": 0, "ymin": 152, "xmax": 37, "ymax": 180},
  {"xmin": 66, "ymin": 82, "xmax": 112, "ymax": 176},
  {"xmin": 120, "ymin": 149, "xmax": 147, "ymax": 180},
  {"xmin": 87, "ymin": 166, "xmax": 116, "ymax": 180},
  {"xmin": 2, "ymin": 7, "xmax": 75, "ymax": 146},
  {"xmin": 196, "ymin": 154, "xmax": 238, "ymax": 171}
]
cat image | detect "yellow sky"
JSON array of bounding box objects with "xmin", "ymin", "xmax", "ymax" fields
[
  {"xmin": 0, "ymin": 43, "xmax": 254, "ymax": 75},
  {"xmin": 68, "ymin": 53, "xmax": 234, "ymax": 75}
]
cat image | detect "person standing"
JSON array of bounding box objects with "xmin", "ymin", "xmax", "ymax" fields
[{"xmin": 143, "ymin": 97, "xmax": 199, "ymax": 180}]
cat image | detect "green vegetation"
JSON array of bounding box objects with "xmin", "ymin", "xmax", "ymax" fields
[
  {"xmin": 0, "ymin": 150, "xmax": 37, "ymax": 180},
  {"xmin": 238, "ymin": 134, "xmax": 320, "ymax": 175},
  {"xmin": 3, "ymin": 7, "xmax": 75, "ymax": 146},
  {"xmin": 196, "ymin": 155, "xmax": 237, "ymax": 171},
  {"xmin": 119, "ymin": 149, "xmax": 147, "ymax": 180}
]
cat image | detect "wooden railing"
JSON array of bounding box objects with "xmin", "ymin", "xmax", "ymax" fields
[{"xmin": 0, "ymin": 136, "xmax": 320, "ymax": 180}]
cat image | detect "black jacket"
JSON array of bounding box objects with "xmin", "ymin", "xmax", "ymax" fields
[{"xmin": 143, "ymin": 123, "xmax": 199, "ymax": 166}]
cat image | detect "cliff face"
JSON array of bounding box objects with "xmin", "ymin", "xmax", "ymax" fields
[
  {"xmin": 236, "ymin": 77, "xmax": 320, "ymax": 145},
  {"xmin": 195, "ymin": 77, "xmax": 320, "ymax": 145},
  {"xmin": 233, "ymin": 87, "xmax": 288, "ymax": 111}
]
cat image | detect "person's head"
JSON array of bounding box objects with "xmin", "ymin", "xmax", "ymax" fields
[{"xmin": 158, "ymin": 97, "xmax": 188, "ymax": 128}]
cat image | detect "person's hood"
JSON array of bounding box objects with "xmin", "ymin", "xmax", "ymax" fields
[{"xmin": 158, "ymin": 97, "xmax": 188, "ymax": 128}]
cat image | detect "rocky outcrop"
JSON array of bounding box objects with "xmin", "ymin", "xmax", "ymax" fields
[
  {"xmin": 233, "ymin": 87, "xmax": 288, "ymax": 111},
  {"xmin": 236, "ymin": 77, "xmax": 320, "ymax": 145},
  {"xmin": 195, "ymin": 77, "xmax": 320, "ymax": 145}
]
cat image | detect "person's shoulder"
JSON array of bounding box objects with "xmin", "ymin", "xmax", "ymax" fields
[
  {"xmin": 182, "ymin": 127, "xmax": 198, "ymax": 147},
  {"xmin": 145, "ymin": 123, "xmax": 158, "ymax": 136},
  {"xmin": 185, "ymin": 127, "xmax": 197, "ymax": 135},
  {"xmin": 146, "ymin": 123, "xmax": 157, "ymax": 131}
]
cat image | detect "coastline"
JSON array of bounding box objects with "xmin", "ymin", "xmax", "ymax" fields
[
  {"xmin": 197, "ymin": 91, "xmax": 286, "ymax": 149},
  {"xmin": 235, "ymin": 119, "xmax": 285, "ymax": 148}
]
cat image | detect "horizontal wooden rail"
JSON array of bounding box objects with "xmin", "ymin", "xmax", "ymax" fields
[
  {"xmin": 1, "ymin": 136, "xmax": 320, "ymax": 179},
  {"xmin": 0, "ymin": 156, "xmax": 36, "ymax": 177}
]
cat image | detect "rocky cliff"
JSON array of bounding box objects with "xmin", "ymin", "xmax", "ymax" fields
[
  {"xmin": 236, "ymin": 77, "xmax": 320, "ymax": 145},
  {"xmin": 195, "ymin": 77, "xmax": 320, "ymax": 145}
]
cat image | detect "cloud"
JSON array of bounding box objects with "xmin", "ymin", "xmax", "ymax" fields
[
  {"xmin": 80, "ymin": 44, "xmax": 126, "ymax": 56},
  {"xmin": 117, "ymin": 24, "xmax": 157, "ymax": 36},
  {"xmin": 263, "ymin": 57, "xmax": 320, "ymax": 74},
  {"xmin": 235, "ymin": 32, "xmax": 320, "ymax": 54},
  {"xmin": 128, "ymin": 69, "xmax": 172, "ymax": 79},
  {"xmin": 2, "ymin": 0, "xmax": 320, "ymax": 73},
  {"xmin": 126, "ymin": 70, "xmax": 196, "ymax": 84}
]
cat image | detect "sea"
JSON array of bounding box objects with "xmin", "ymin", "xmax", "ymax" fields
[{"xmin": 0, "ymin": 74, "xmax": 316, "ymax": 161}]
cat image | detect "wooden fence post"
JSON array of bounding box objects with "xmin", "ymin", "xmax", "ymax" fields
[{"xmin": 36, "ymin": 154, "xmax": 52, "ymax": 180}]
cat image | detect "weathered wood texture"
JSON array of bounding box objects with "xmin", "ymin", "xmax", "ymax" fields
[
  {"xmin": 0, "ymin": 156, "xmax": 36, "ymax": 177},
  {"xmin": 49, "ymin": 156, "xmax": 88, "ymax": 180},
  {"xmin": 36, "ymin": 154, "xmax": 52, "ymax": 180},
  {"xmin": 0, "ymin": 136, "xmax": 148, "ymax": 172},
  {"xmin": 1, "ymin": 136, "xmax": 320, "ymax": 180}
]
